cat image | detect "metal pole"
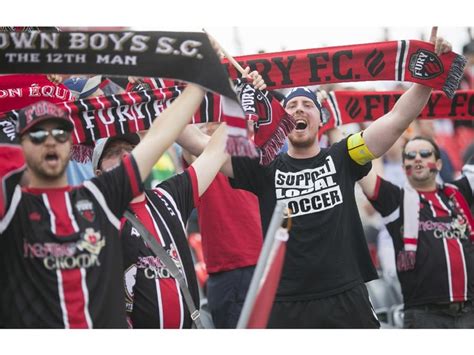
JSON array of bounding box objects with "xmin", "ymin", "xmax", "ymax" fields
[{"xmin": 236, "ymin": 202, "xmax": 286, "ymax": 329}]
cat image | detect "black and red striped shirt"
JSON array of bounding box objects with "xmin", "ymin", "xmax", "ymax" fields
[
  {"xmin": 368, "ymin": 174, "xmax": 474, "ymax": 307},
  {"xmin": 0, "ymin": 154, "xmax": 143, "ymax": 328},
  {"xmin": 121, "ymin": 167, "xmax": 200, "ymax": 328}
]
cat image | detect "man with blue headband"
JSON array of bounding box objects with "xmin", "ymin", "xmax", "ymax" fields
[{"xmin": 178, "ymin": 28, "xmax": 453, "ymax": 328}]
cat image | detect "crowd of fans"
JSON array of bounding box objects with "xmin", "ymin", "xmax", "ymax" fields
[{"xmin": 0, "ymin": 26, "xmax": 473, "ymax": 329}]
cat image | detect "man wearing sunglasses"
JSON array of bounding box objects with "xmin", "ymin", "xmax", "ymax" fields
[
  {"xmin": 359, "ymin": 136, "xmax": 474, "ymax": 328},
  {"xmin": 0, "ymin": 82, "xmax": 206, "ymax": 328}
]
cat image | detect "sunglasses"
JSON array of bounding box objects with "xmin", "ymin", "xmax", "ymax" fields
[
  {"xmin": 403, "ymin": 149, "xmax": 434, "ymax": 160},
  {"xmin": 27, "ymin": 128, "xmax": 70, "ymax": 145}
]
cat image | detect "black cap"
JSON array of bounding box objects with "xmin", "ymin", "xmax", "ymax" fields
[{"xmin": 18, "ymin": 101, "xmax": 74, "ymax": 135}]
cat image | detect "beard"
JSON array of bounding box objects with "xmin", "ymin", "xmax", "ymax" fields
[
  {"xmin": 25, "ymin": 155, "xmax": 69, "ymax": 182},
  {"xmin": 288, "ymin": 132, "xmax": 317, "ymax": 149}
]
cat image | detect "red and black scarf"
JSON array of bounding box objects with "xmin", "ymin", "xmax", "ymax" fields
[
  {"xmin": 320, "ymin": 90, "xmax": 474, "ymax": 134},
  {"xmin": 225, "ymin": 40, "xmax": 466, "ymax": 99},
  {"xmin": 0, "ymin": 83, "xmax": 292, "ymax": 164}
]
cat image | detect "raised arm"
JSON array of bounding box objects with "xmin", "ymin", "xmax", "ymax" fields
[
  {"xmin": 132, "ymin": 84, "xmax": 205, "ymax": 182},
  {"xmin": 363, "ymin": 27, "xmax": 452, "ymax": 158},
  {"xmin": 190, "ymin": 123, "xmax": 231, "ymax": 196},
  {"xmin": 176, "ymin": 66, "xmax": 266, "ymax": 179},
  {"xmin": 178, "ymin": 124, "xmax": 235, "ymax": 178},
  {"xmin": 358, "ymin": 168, "xmax": 379, "ymax": 200}
]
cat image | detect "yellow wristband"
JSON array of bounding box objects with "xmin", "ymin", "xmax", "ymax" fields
[{"xmin": 347, "ymin": 131, "xmax": 375, "ymax": 165}]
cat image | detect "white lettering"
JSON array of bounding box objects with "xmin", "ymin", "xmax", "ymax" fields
[
  {"xmin": 10, "ymin": 32, "xmax": 39, "ymax": 49},
  {"xmin": 155, "ymin": 36, "xmax": 175, "ymax": 54},
  {"xmin": 130, "ymin": 35, "xmax": 149, "ymax": 52},
  {"xmin": 109, "ymin": 32, "xmax": 134, "ymax": 51},
  {"xmin": 180, "ymin": 40, "xmax": 202, "ymax": 57},
  {"xmin": 40, "ymin": 33, "xmax": 59, "ymax": 49},
  {"xmin": 90, "ymin": 33, "xmax": 108, "ymax": 50},
  {"xmin": 69, "ymin": 33, "xmax": 88, "ymax": 50},
  {"xmin": 0, "ymin": 33, "xmax": 9, "ymax": 49}
]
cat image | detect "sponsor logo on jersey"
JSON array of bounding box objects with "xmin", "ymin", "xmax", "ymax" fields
[
  {"xmin": 137, "ymin": 243, "xmax": 182, "ymax": 280},
  {"xmin": 419, "ymin": 216, "xmax": 469, "ymax": 240},
  {"xmin": 23, "ymin": 228, "xmax": 106, "ymax": 270},
  {"xmin": 77, "ymin": 228, "xmax": 106, "ymax": 255},
  {"xmin": 75, "ymin": 199, "xmax": 95, "ymax": 222}
]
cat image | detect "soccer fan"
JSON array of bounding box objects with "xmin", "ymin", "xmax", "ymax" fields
[
  {"xmin": 93, "ymin": 122, "xmax": 229, "ymax": 328},
  {"xmin": 182, "ymin": 122, "xmax": 263, "ymax": 328},
  {"xmin": 178, "ymin": 28, "xmax": 453, "ymax": 328},
  {"xmin": 0, "ymin": 83, "xmax": 205, "ymax": 328},
  {"xmin": 359, "ymin": 136, "xmax": 474, "ymax": 328}
]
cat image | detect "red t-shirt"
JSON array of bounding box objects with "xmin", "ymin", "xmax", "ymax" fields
[{"xmin": 198, "ymin": 172, "xmax": 263, "ymax": 273}]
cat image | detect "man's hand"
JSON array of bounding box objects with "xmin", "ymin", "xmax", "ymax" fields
[
  {"xmin": 430, "ymin": 26, "xmax": 452, "ymax": 55},
  {"xmin": 241, "ymin": 66, "xmax": 267, "ymax": 91},
  {"xmin": 47, "ymin": 74, "xmax": 63, "ymax": 85}
]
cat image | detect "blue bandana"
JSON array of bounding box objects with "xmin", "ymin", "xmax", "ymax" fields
[{"xmin": 283, "ymin": 87, "xmax": 322, "ymax": 111}]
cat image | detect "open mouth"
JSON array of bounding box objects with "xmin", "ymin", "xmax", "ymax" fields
[
  {"xmin": 45, "ymin": 152, "xmax": 59, "ymax": 163},
  {"xmin": 295, "ymin": 120, "xmax": 308, "ymax": 130}
]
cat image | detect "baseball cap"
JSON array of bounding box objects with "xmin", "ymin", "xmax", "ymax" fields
[
  {"xmin": 92, "ymin": 133, "xmax": 140, "ymax": 172},
  {"xmin": 17, "ymin": 101, "xmax": 74, "ymax": 135},
  {"xmin": 283, "ymin": 87, "xmax": 322, "ymax": 111},
  {"xmin": 63, "ymin": 76, "xmax": 102, "ymax": 99}
]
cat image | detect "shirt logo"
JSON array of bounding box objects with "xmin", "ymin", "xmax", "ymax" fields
[
  {"xmin": 75, "ymin": 199, "xmax": 95, "ymax": 222},
  {"xmin": 77, "ymin": 228, "xmax": 106, "ymax": 255},
  {"xmin": 137, "ymin": 244, "xmax": 182, "ymax": 280},
  {"xmin": 419, "ymin": 216, "xmax": 469, "ymax": 240},
  {"xmin": 275, "ymin": 156, "xmax": 343, "ymax": 217},
  {"xmin": 23, "ymin": 227, "xmax": 106, "ymax": 270}
]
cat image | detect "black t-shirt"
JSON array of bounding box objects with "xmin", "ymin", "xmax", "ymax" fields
[
  {"xmin": 368, "ymin": 176, "xmax": 474, "ymax": 307},
  {"xmin": 0, "ymin": 154, "xmax": 143, "ymax": 328},
  {"xmin": 230, "ymin": 136, "xmax": 377, "ymax": 301},
  {"xmin": 121, "ymin": 168, "xmax": 199, "ymax": 328}
]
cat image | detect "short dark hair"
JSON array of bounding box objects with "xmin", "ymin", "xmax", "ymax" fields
[{"xmin": 402, "ymin": 136, "xmax": 441, "ymax": 161}]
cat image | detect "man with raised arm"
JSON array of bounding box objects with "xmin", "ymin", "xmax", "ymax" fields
[
  {"xmin": 358, "ymin": 136, "xmax": 474, "ymax": 328},
  {"xmin": 93, "ymin": 122, "xmax": 229, "ymax": 328},
  {"xmin": 178, "ymin": 28, "xmax": 453, "ymax": 328},
  {"xmin": 0, "ymin": 83, "xmax": 205, "ymax": 328}
]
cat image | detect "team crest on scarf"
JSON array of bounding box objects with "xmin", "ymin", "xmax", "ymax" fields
[
  {"xmin": 75, "ymin": 199, "xmax": 95, "ymax": 222},
  {"xmin": 409, "ymin": 49, "xmax": 443, "ymax": 79},
  {"xmin": 235, "ymin": 79, "xmax": 273, "ymax": 127}
]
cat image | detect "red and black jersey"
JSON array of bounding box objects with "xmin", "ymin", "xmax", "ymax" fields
[
  {"xmin": 0, "ymin": 153, "xmax": 143, "ymax": 328},
  {"xmin": 121, "ymin": 167, "xmax": 200, "ymax": 328},
  {"xmin": 368, "ymin": 174, "xmax": 474, "ymax": 307}
]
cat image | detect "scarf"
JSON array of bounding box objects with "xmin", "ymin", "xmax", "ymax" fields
[
  {"xmin": 320, "ymin": 90, "xmax": 474, "ymax": 134},
  {"xmin": 226, "ymin": 40, "xmax": 466, "ymax": 98},
  {"xmin": 398, "ymin": 183, "xmax": 474, "ymax": 272},
  {"xmin": 0, "ymin": 30, "xmax": 236, "ymax": 99},
  {"xmin": 234, "ymin": 79, "xmax": 295, "ymax": 165},
  {"xmin": 0, "ymin": 74, "xmax": 74, "ymax": 113},
  {"xmin": 0, "ymin": 30, "xmax": 257, "ymax": 157},
  {"xmin": 0, "ymin": 83, "xmax": 291, "ymax": 163}
]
